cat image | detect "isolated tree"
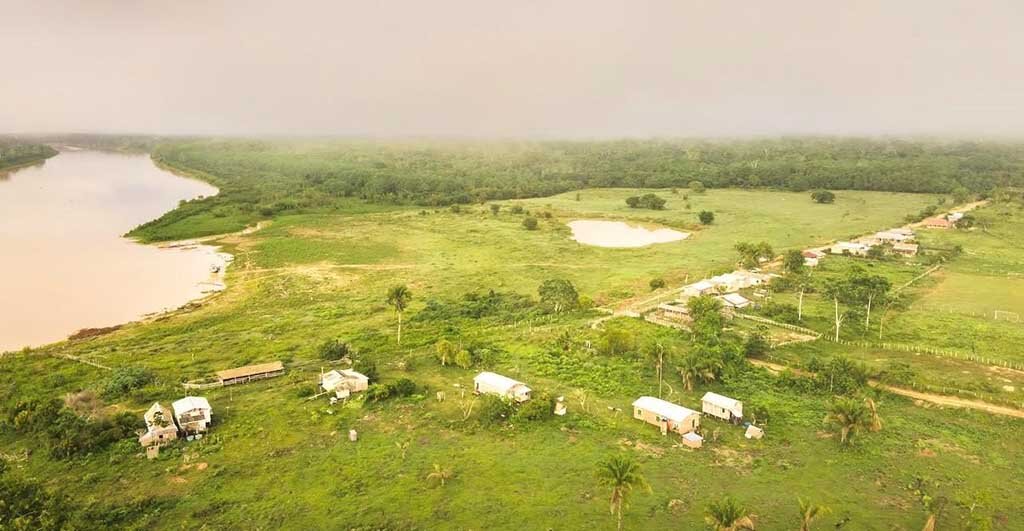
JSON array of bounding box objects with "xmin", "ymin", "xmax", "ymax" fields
[
  {"xmin": 434, "ymin": 339, "xmax": 457, "ymax": 366},
  {"xmin": 845, "ymin": 267, "xmax": 891, "ymax": 329},
  {"xmin": 522, "ymin": 216, "xmax": 539, "ymax": 230},
  {"xmin": 597, "ymin": 455, "xmax": 650, "ymax": 531},
  {"xmin": 793, "ymin": 272, "xmax": 814, "ymax": 321},
  {"xmin": 625, "ymin": 196, "xmax": 641, "ymax": 208},
  {"xmin": 426, "ymin": 463, "xmax": 454, "ymax": 486},
  {"xmin": 689, "ymin": 180, "xmax": 706, "ymax": 193},
  {"xmin": 698, "ymin": 210, "xmax": 715, "ymax": 225},
  {"xmin": 810, "ymin": 189, "xmax": 836, "ymax": 204},
  {"xmin": 824, "ymin": 397, "xmax": 871, "ymax": 446},
  {"xmin": 386, "ymin": 285, "xmax": 412, "ymax": 344},
  {"xmin": 705, "ymin": 497, "xmax": 756, "ymax": 530},
  {"xmin": 783, "ymin": 249, "xmax": 806, "ymax": 274},
  {"xmin": 687, "ymin": 295, "xmax": 724, "ymax": 342},
  {"xmin": 735, "ymin": 241, "xmax": 774, "ymax": 267},
  {"xmin": 822, "ymin": 278, "xmax": 852, "ymax": 341},
  {"xmin": 538, "ymin": 279, "xmax": 579, "ymax": 313},
  {"xmin": 649, "ymin": 278, "xmax": 666, "ymax": 290},
  {"xmin": 490, "ymin": 204, "xmax": 501, "ymax": 215},
  {"xmin": 797, "ymin": 498, "xmax": 830, "ymax": 531}
]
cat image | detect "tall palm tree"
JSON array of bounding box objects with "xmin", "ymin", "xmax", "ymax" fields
[
  {"xmin": 705, "ymin": 497, "xmax": 756, "ymax": 530},
  {"xmin": 823, "ymin": 397, "xmax": 871, "ymax": 445},
  {"xmin": 425, "ymin": 463, "xmax": 453, "ymax": 486},
  {"xmin": 597, "ymin": 455, "xmax": 650, "ymax": 531},
  {"xmin": 798, "ymin": 498, "xmax": 830, "ymax": 531},
  {"xmin": 386, "ymin": 285, "xmax": 411, "ymax": 344}
]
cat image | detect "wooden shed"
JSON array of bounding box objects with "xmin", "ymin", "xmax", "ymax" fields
[
  {"xmin": 216, "ymin": 361, "xmax": 285, "ymax": 386},
  {"xmin": 701, "ymin": 392, "xmax": 743, "ymax": 423},
  {"xmin": 473, "ymin": 372, "xmax": 532, "ymax": 403},
  {"xmin": 631, "ymin": 396, "xmax": 700, "ymax": 435}
]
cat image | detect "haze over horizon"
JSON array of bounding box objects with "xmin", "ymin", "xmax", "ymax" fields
[{"xmin": 3, "ymin": 0, "xmax": 1023, "ymax": 138}]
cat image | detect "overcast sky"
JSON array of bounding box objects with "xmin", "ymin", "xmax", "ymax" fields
[{"xmin": 3, "ymin": 0, "xmax": 1023, "ymax": 138}]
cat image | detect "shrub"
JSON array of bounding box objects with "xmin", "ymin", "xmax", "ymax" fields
[
  {"xmin": 522, "ymin": 216, "xmax": 539, "ymax": 230},
  {"xmin": 102, "ymin": 367, "xmax": 154, "ymax": 398},
  {"xmin": 510, "ymin": 205, "xmax": 524, "ymax": 214},
  {"xmin": 689, "ymin": 180, "xmax": 706, "ymax": 193},
  {"xmin": 649, "ymin": 278, "xmax": 666, "ymax": 290},
  {"xmin": 811, "ymin": 189, "xmax": 836, "ymax": 204},
  {"xmin": 514, "ymin": 394, "xmax": 556, "ymax": 423},
  {"xmin": 625, "ymin": 193, "xmax": 666, "ymax": 210},
  {"xmin": 352, "ymin": 359, "xmax": 379, "ymax": 384},
  {"xmin": 317, "ymin": 339, "xmax": 352, "ymax": 361},
  {"xmin": 698, "ymin": 210, "xmax": 715, "ymax": 225},
  {"xmin": 477, "ymin": 394, "xmax": 514, "ymax": 425},
  {"xmin": 763, "ymin": 302, "xmax": 800, "ymax": 324}
]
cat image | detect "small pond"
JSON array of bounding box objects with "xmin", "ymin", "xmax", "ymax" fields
[{"xmin": 567, "ymin": 220, "xmax": 689, "ymax": 248}]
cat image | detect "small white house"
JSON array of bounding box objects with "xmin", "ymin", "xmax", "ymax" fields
[
  {"xmin": 172, "ymin": 396, "xmax": 212, "ymax": 436},
  {"xmin": 321, "ymin": 369, "xmax": 369, "ymax": 399},
  {"xmin": 632, "ymin": 396, "xmax": 700, "ymax": 435},
  {"xmin": 802, "ymin": 250, "xmax": 823, "ymax": 267},
  {"xmin": 830, "ymin": 241, "xmax": 871, "ymax": 256},
  {"xmin": 683, "ymin": 280, "xmax": 716, "ymax": 297},
  {"xmin": 701, "ymin": 392, "xmax": 743, "ymax": 423},
  {"xmin": 875, "ymin": 230, "xmax": 914, "ymax": 243},
  {"xmin": 473, "ymin": 372, "xmax": 532, "ymax": 403},
  {"xmin": 718, "ymin": 293, "xmax": 752, "ymax": 309}
]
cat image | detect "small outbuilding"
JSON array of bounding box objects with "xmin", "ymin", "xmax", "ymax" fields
[
  {"xmin": 683, "ymin": 280, "xmax": 717, "ymax": 297},
  {"xmin": 216, "ymin": 361, "xmax": 285, "ymax": 386},
  {"xmin": 473, "ymin": 372, "xmax": 532, "ymax": 403},
  {"xmin": 802, "ymin": 250, "xmax": 823, "ymax": 267},
  {"xmin": 701, "ymin": 392, "xmax": 743, "ymax": 423},
  {"xmin": 830, "ymin": 241, "xmax": 871, "ymax": 256},
  {"xmin": 718, "ymin": 293, "xmax": 752, "ymax": 310},
  {"xmin": 744, "ymin": 425, "xmax": 765, "ymax": 440},
  {"xmin": 632, "ymin": 396, "xmax": 700, "ymax": 435},
  {"xmin": 172, "ymin": 396, "xmax": 212, "ymax": 437},
  {"xmin": 681, "ymin": 431, "xmax": 704, "ymax": 449},
  {"xmin": 138, "ymin": 402, "xmax": 179, "ymax": 447},
  {"xmin": 892, "ymin": 242, "xmax": 920, "ymax": 256},
  {"xmin": 321, "ymin": 369, "xmax": 369, "ymax": 399},
  {"xmin": 923, "ymin": 216, "xmax": 953, "ymax": 229},
  {"xmin": 656, "ymin": 303, "xmax": 691, "ymax": 321},
  {"xmin": 875, "ymin": 230, "xmax": 914, "ymax": 243}
]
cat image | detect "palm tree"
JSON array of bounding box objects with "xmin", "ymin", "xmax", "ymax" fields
[
  {"xmin": 677, "ymin": 353, "xmax": 722, "ymax": 391},
  {"xmin": 386, "ymin": 285, "xmax": 411, "ymax": 344},
  {"xmin": 823, "ymin": 397, "xmax": 871, "ymax": 445},
  {"xmin": 864, "ymin": 397, "xmax": 883, "ymax": 432},
  {"xmin": 597, "ymin": 455, "xmax": 650, "ymax": 531},
  {"xmin": 425, "ymin": 463, "xmax": 453, "ymax": 486},
  {"xmin": 798, "ymin": 498, "xmax": 830, "ymax": 531},
  {"xmin": 705, "ymin": 497, "xmax": 755, "ymax": 530}
]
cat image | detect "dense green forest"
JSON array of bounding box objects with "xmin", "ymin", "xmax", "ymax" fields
[
  {"xmin": 0, "ymin": 138, "xmax": 57, "ymax": 170},
  {"xmin": 129, "ymin": 137, "xmax": 1024, "ymax": 241}
]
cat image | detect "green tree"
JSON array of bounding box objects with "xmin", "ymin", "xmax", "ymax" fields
[
  {"xmin": 649, "ymin": 278, "xmax": 666, "ymax": 290},
  {"xmin": 677, "ymin": 350, "xmax": 724, "ymax": 391},
  {"xmin": 705, "ymin": 496, "xmax": 756, "ymax": 530},
  {"xmin": 783, "ymin": 249, "xmax": 806, "ymax": 274},
  {"xmin": 538, "ymin": 279, "xmax": 579, "ymax": 313},
  {"xmin": 522, "ymin": 216, "xmax": 539, "ymax": 230},
  {"xmin": 698, "ymin": 210, "xmax": 715, "ymax": 225},
  {"xmin": 735, "ymin": 241, "xmax": 774, "ymax": 267},
  {"xmin": 597, "ymin": 455, "xmax": 650, "ymax": 531},
  {"xmin": 317, "ymin": 339, "xmax": 351, "ymax": 360},
  {"xmin": 689, "ymin": 180, "xmax": 706, "ymax": 193},
  {"xmin": 386, "ymin": 285, "xmax": 412, "ymax": 344},
  {"xmin": 489, "ymin": 204, "xmax": 501, "ymax": 215},
  {"xmin": 434, "ymin": 339, "xmax": 457, "ymax": 366},
  {"xmin": 824, "ymin": 397, "xmax": 871, "ymax": 445},
  {"xmin": 598, "ymin": 327, "xmax": 636, "ymax": 357},
  {"xmin": 687, "ymin": 295, "xmax": 724, "ymax": 342},
  {"xmin": 454, "ymin": 349, "xmax": 473, "ymax": 369}
]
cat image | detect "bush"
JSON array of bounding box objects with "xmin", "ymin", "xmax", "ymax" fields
[
  {"xmin": 514, "ymin": 394, "xmax": 556, "ymax": 423},
  {"xmin": 649, "ymin": 278, "xmax": 666, "ymax": 290},
  {"xmin": 318, "ymin": 339, "xmax": 351, "ymax": 361},
  {"xmin": 698, "ymin": 210, "xmax": 715, "ymax": 225},
  {"xmin": 352, "ymin": 359, "xmax": 379, "ymax": 384},
  {"xmin": 811, "ymin": 189, "xmax": 836, "ymax": 204},
  {"xmin": 522, "ymin": 216, "xmax": 539, "ymax": 230},
  {"xmin": 625, "ymin": 193, "xmax": 666, "ymax": 210},
  {"xmin": 366, "ymin": 378, "xmax": 419, "ymax": 402},
  {"xmin": 689, "ymin": 180, "xmax": 706, "ymax": 193},
  {"xmin": 510, "ymin": 205, "xmax": 524, "ymax": 214},
  {"xmin": 477, "ymin": 394, "xmax": 515, "ymax": 425},
  {"xmin": 762, "ymin": 302, "xmax": 800, "ymax": 324},
  {"xmin": 102, "ymin": 367, "xmax": 154, "ymax": 398}
]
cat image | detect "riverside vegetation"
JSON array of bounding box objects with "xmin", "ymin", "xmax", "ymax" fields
[{"xmin": 2, "ymin": 138, "xmax": 1023, "ymax": 530}]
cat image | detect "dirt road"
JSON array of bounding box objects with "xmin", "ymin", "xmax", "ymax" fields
[{"xmin": 749, "ymin": 359, "xmax": 1024, "ymax": 419}]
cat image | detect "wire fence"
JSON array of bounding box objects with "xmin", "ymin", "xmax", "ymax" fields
[{"xmin": 824, "ymin": 337, "xmax": 1024, "ymax": 371}]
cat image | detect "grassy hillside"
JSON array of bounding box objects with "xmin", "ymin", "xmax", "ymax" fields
[{"xmin": 3, "ymin": 176, "xmax": 1023, "ymax": 529}]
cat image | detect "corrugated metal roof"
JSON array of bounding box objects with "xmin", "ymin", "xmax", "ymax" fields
[
  {"xmin": 216, "ymin": 361, "xmax": 284, "ymax": 381},
  {"xmin": 172, "ymin": 396, "xmax": 211, "ymax": 415},
  {"xmin": 632, "ymin": 396, "xmax": 698, "ymax": 422},
  {"xmin": 702, "ymin": 392, "xmax": 741, "ymax": 411},
  {"xmin": 474, "ymin": 371, "xmax": 526, "ymax": 392}
]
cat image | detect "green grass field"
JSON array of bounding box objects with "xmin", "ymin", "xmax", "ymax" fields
[{"xmin": 3, "ymin": 183, "xmax": 1023, "ymax": 530}]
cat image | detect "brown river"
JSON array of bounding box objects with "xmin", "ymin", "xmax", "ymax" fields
[{"xmin": 0, "ymin": 149, "xmax": 227, "ymax": 352}]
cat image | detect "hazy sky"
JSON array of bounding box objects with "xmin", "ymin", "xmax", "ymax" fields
[{"xmin": 3, "ymin": 0, "xmax": 1023, "ymax": 138}]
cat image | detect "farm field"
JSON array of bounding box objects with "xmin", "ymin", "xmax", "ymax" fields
[{"xmin": 3, "ymin": 178, "xmax": 1023, "ymax": 530}]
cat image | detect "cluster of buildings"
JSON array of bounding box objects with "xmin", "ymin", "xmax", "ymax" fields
[
  {"xmin": 138, "ymin": 396, "xmax": 213, "ymax": 452},
  {"xmin": 655, "ymin": 270, "xmax": 773, "ymax": 322},
  {"xmin": 631, "ymin": 392, "xmax": 761, "ymax": 448},
  {"xmin": 825, "ymin": 226, "xmax": 919, "ymax": 259}
]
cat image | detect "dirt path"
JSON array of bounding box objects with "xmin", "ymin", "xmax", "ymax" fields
[{"xmin": 748, "ymin": 359, "xmax": 1024, "ymax": 418}]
